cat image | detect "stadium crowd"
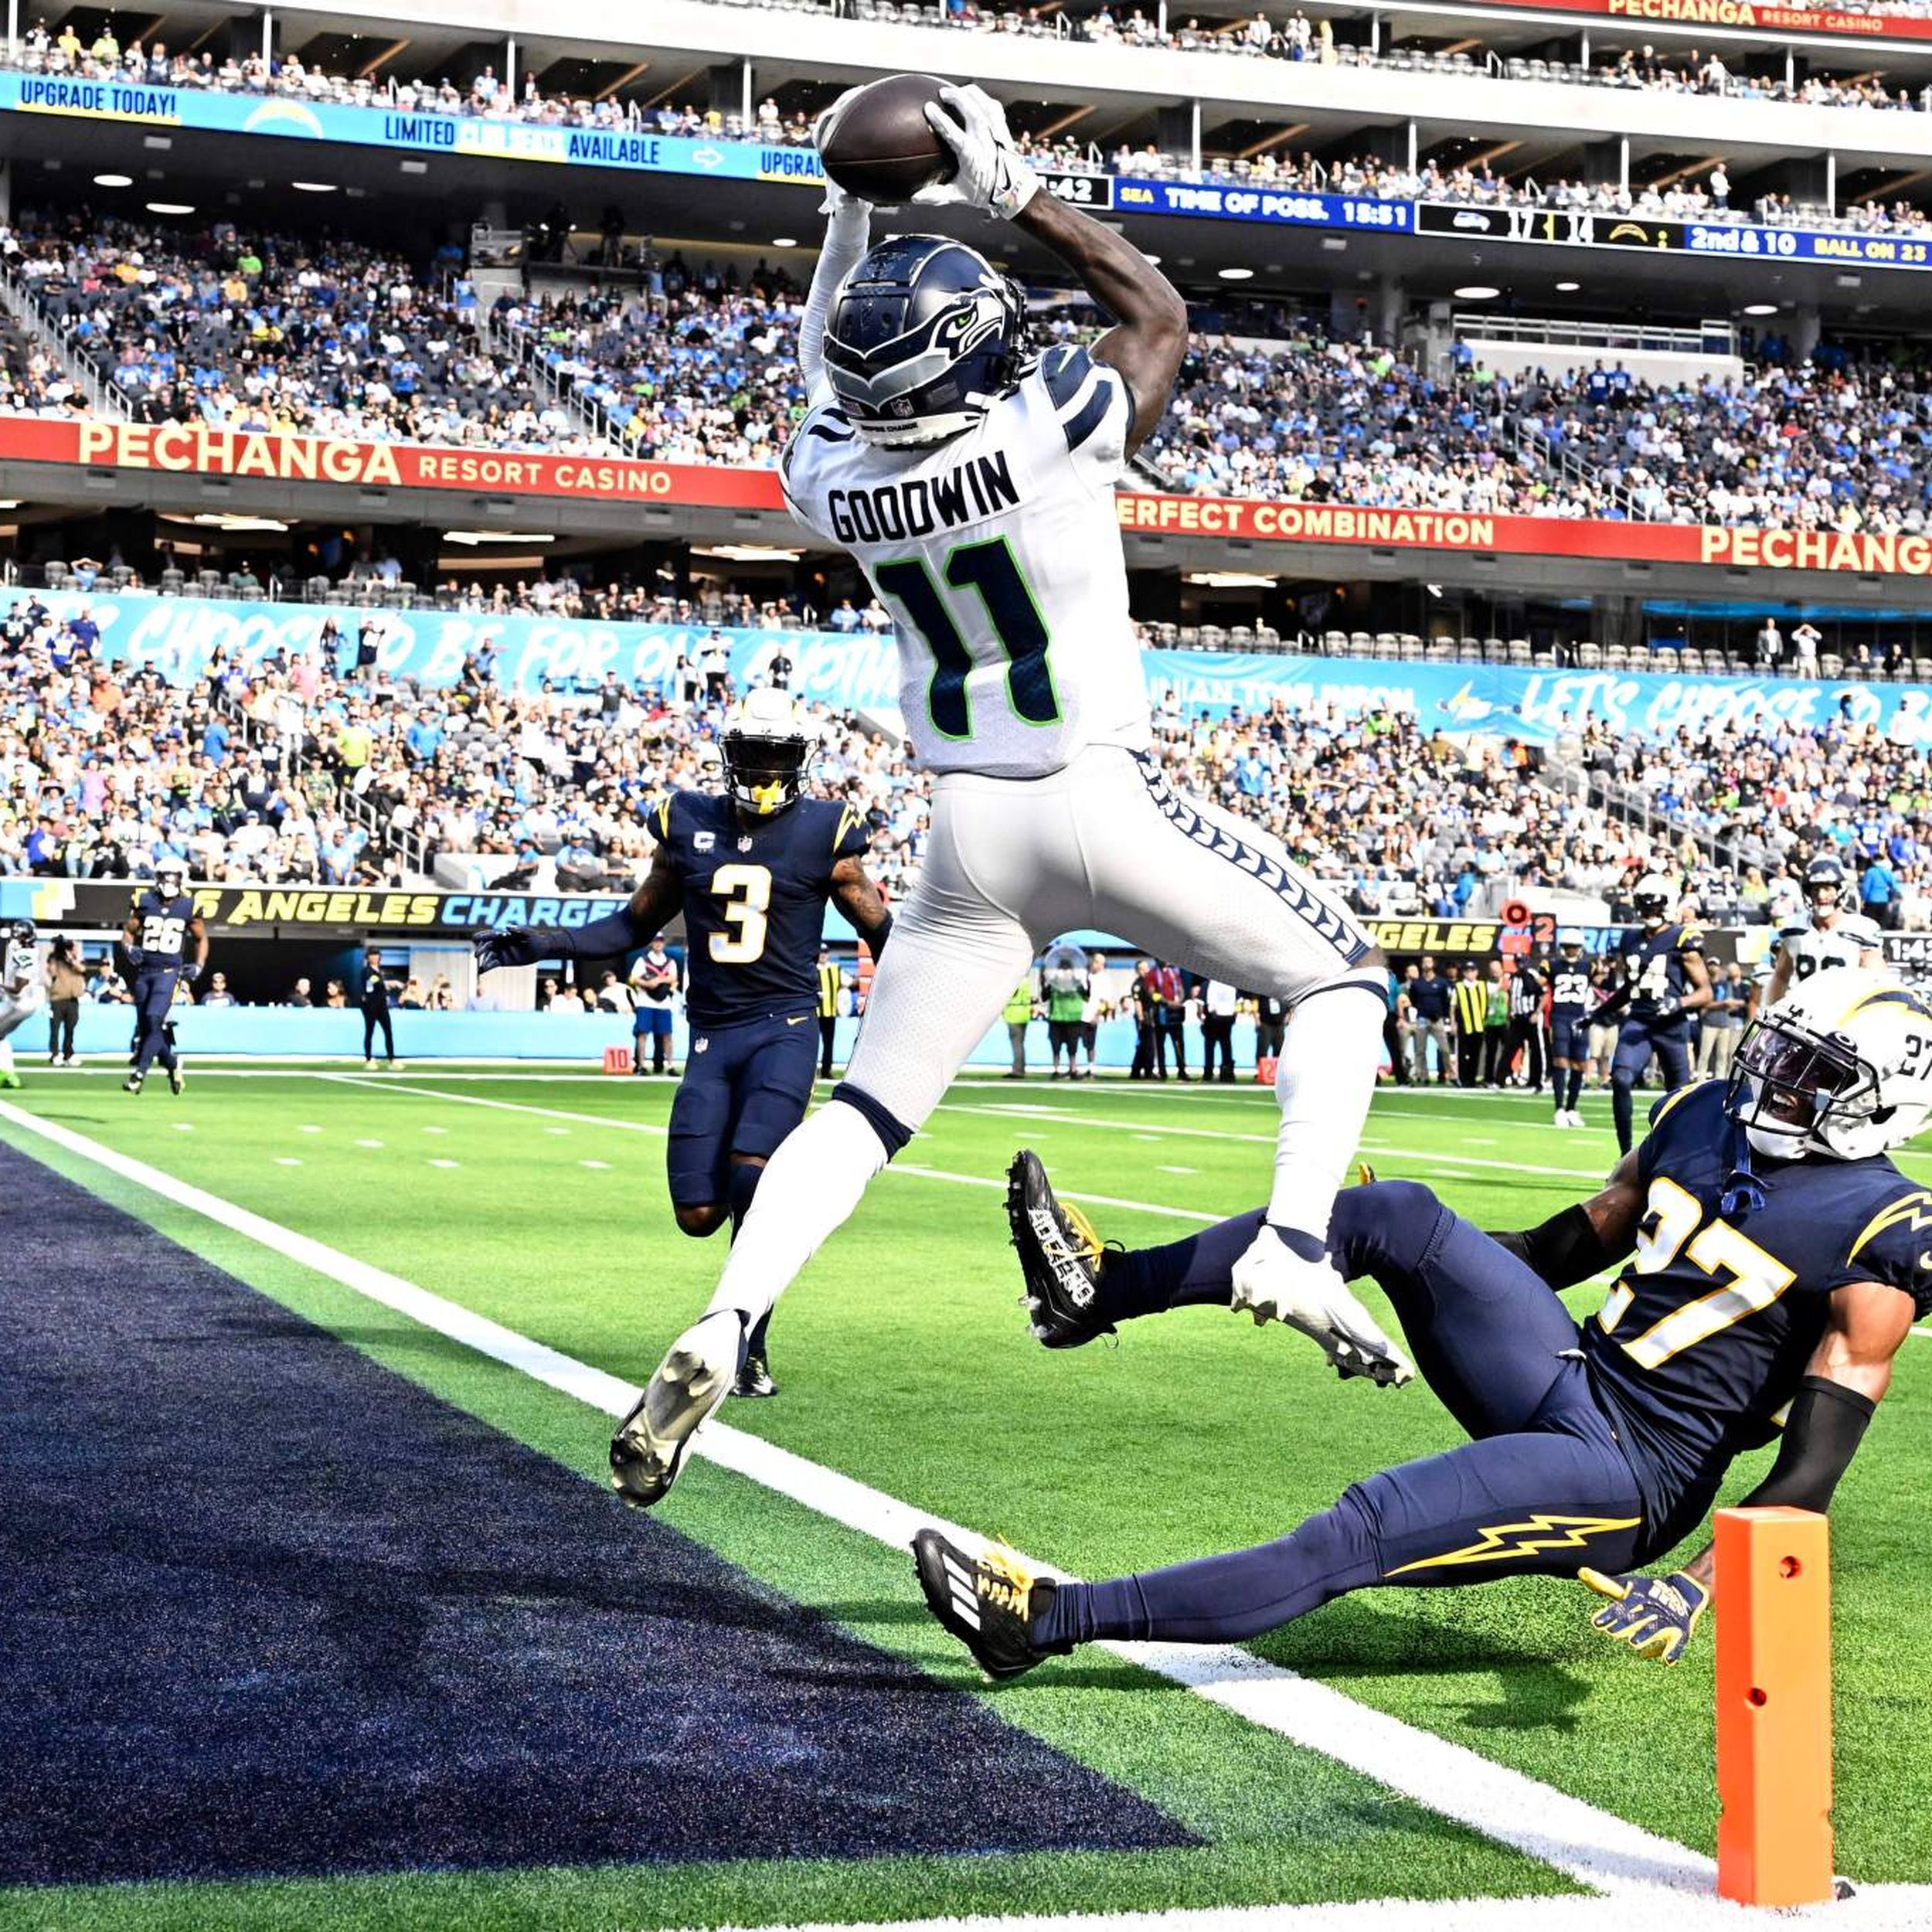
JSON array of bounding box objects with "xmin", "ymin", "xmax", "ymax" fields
[
  {"xmin": 13, "ymin": 7, "xmax": 1932, "ymax": 140},
  {"xmin": 7, "ymin": 582, "xmax": 1931, "ymax": 934},
  {"xmin": 12, "ymin": 206, "xmax": 1929, "ymax": 535},
  {"xmin": 2, "ymin": 19, "xmax": 1930, "ymax": 240}
]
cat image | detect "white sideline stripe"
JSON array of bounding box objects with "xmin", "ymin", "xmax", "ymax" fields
[
  {"xmin": 0, "ymin": 1095, "xmax": 1711, "ymax": 1904},
  {"xmin": 944, "ymin": 1103, "xmax": 1609, "ymax": 1184}
]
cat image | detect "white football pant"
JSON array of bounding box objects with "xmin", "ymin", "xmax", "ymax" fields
[{"xmin": 708, "ymin": 746, "xmax": 1384, "ymax": 1326}]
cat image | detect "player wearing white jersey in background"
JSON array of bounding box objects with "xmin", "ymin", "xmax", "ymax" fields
[
  {"xmin": 608, "ymin": 83, "xmax": 1402, "ymax": 1509},
  {"xmin": 1767, "ymin": 854, "xmax": 1883, "ymax": 1007},
  {"xmin": 0, "ymin": 918, "xmax": 46, "ymax": 1090}
]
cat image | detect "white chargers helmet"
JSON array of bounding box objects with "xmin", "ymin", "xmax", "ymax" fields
[
  {"xmin": 1725, "ymin": 967, "xmax": 1932, "ymax": 1162},
  {"xmin": 720, "ymin": 688, "xmax": 812, "ymax": 818},
  {"xmin": 1631, "ymin": 874, "xmax": 1672, "ymax": 927}
]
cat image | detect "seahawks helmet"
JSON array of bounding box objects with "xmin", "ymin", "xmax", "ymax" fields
[
  {"xmin": 1631, "ymin": 873, "xmax": 1672, "ymax": 927},
  {"xmin": 1802, "ymin": 852, "xmax": 1847, "ymax": 921},
  {"xmin": 1725, "ymin": 968, "xmax": 1932, "ymax": 1162},
  {"xmin": 7, "ymin": 917, "xmax": 34, "ymax": 945},
  {"xmin": 721, "ymin": 688, "xmax": 811, "ymax": 818},
  {"xmin": 822, "ymin": 234, "xmax": 1026, "ymax": 447}
]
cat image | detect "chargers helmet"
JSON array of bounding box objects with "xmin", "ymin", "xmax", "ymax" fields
[
  {"xmin": 1557, "ymin": 928, "xmax": 1585, "ymax": 958},
  {"xmin": 154, "ymin": 859, "xmax": 187, "ymax": 896},
  {"xmin": 1631, "ymin": 874, "xmax": 1672, "ymax": 927},
  {"xmin": 822, "ymin": 234, "xmax": 1027, "ymax": 447},
  {"xmin": 1725, "ymin": 968, "xmax": 1932, "ymax": 1162},
  {"xmin": 721, "ymin": 689, "xmax": 812, "ymax": 818},
  {"xmin": 1801, "ymin": 852, "xmax": 1847, "ymax": 922}
]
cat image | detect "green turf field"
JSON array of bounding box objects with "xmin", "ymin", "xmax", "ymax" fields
[{"xmin": 4, "ymin": 1064, "xmax": 1928, "ymax": 1930}]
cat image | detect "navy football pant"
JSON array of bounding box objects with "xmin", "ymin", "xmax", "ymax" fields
[
  {"xmin": 130, "ymin": 973, "xmax": 181, "ymax": 1075},
  {"xmin": 1611, "ymin": 1022, "xmax": 1691, "ymax": 1153},
  {"xmin": 1034, "ymin": 1182, "xmax": 1648, "ymax": 1648},
  {"xmin": 667, "ymin": 1015, "xmax": 817, "ymax": 1210}
]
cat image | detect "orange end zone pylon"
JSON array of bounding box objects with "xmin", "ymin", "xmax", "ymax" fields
[{"xmin": 1715, "ymin": 1505, "xmax": 1834, "ymax": 1906}]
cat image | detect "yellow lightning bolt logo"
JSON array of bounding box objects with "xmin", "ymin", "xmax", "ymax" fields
[
  {"xmin": 1386, "ymin": 1513, "xmax": 1641, "ymax": 1577},
  {"xmin": 1849, "ymin": 1192, "xmax": 1932, "ymax": 1265}
]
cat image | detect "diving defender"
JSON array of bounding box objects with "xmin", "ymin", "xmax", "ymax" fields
[
  {"xmin": 474, "ymin": 690, "xmax": 893, "ymax": 1399},
  {"xmin": 121, "ymin": 861, "xmax": 205, "ymax": 1096},
  {"xmin": 917, "ymin": 970, "xmax": 1932, "ymax": 1678},
  {"xmin": 612, "ymin": 82, "xmax": 1399, "ymax": 1508}
]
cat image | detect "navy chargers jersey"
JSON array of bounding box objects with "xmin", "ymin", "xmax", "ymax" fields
[
  {"xmin": 1620, "ymin": 921, "xmax": 1703, "ymax": 1025},
  {"xmin": 1583, "ymin": 1080, "xmax": 1932, "ymax": 1519},
  {"xmin": 654, "ymin": 791, "xmax": 868, "ymax": 1029},
  {"xmin": 1549, "ymin": 960, "xmax": 1594, "ymax": 1016},
  {"xmin": 130, "ymin": 889, "xmax": 194, "ymax": 968}
]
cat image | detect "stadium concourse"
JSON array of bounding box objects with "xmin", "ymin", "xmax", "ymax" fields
[{"xmin": 8, "ymin": 0, "xmax": 1932, "ymax": 1925}]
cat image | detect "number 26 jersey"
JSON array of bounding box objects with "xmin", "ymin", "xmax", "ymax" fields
[{"xmin": 780, "ymin": 346, "xmax": 1151, "ymax": 778}]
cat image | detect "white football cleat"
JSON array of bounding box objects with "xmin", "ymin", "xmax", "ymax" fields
[
  {"xmin": 610, "ymin": 1308, "xmax": 747, "ymax": 1508},
  {"xmin": 1230, "ymin": 1226, "xmax": 1415, "ymax": 1387},
  {"xmin": 1551, "ymin": 1113, "xmax": 1572, "ymax": 1131}
]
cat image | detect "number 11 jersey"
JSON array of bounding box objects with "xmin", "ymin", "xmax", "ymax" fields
[{"xmin": 780, "ymin": 345, "xmax": 1151, "ymax": 777}]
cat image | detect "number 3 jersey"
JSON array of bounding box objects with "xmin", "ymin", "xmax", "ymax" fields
[
  {"xmin": 652, "ymin": 791, "xmax": 868, "ymax": 1029},
  {"xmin": 780, "ymin": 345, "xmax": 1151, "ymax": 777},
  {"xmin": 1583, "ymin": 1079, "xmax": 1932, "ymax": 1532}
]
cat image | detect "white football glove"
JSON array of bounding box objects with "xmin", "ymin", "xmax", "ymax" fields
[
  {"xmin": 1230, "ymin": 1226, "xmax": 1416, "ymax": 1388},
  {"xmin": 916, "ymin": 83, "xmax": 1039, "ymax": 220}
]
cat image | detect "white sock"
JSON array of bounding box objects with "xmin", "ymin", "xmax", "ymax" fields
[
  {"xmin": 704, "ymin": 1099, "xmax": 890, "ymax": 1328},
  {"xmin": 1267, "ymin": 982, "xmax": 1386, "ymax": 1242},
  {"xmin": 0, "ymin": 1038, "xmax": 14, "ymax": 1076}
]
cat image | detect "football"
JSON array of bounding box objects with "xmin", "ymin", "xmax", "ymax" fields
[{"xmin": 818, "ymin": 73, "xmax": 955, "ymax": 205}]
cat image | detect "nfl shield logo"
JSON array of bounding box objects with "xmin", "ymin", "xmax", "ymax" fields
[
  {"xmin": 694, "ymin": 1036, "xmax": 709, "ymax": 1054},
  {"xmin": 738, "ymin": 835, "xmax": 753, "ymax": 851}
]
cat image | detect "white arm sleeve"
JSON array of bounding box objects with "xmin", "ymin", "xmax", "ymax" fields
[{"xmin": 798, "ymin": 197, "xmax": 871, "ymax": 411}]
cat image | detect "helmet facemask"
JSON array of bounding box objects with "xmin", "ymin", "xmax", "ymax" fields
[
  {"xmin": 722, "ymin": 723, "xmax": 809, "ymax": 818},
  {"xmin": 1724, "ymin": 1013, "xmax": 1873, "ymax": 1161}
]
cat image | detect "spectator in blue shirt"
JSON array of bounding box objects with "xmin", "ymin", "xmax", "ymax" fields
[{"xmin": 1859, "ymin": 853, "xmax": 1903, "ymax": 930}]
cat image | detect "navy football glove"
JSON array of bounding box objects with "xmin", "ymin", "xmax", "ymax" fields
[
  {"xmin": 474, "ymin": 926, "xmax": 545, "ymax": 974},
  {"xmin": 1651, "ymin": 995, "xmax": 1682, "ymax": 1022},
  {"xmin": 1580, "ymin": 1567, "xmax": 1708, "ymax": 1665}
]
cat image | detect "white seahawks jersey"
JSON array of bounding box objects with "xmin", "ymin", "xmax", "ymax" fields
[
  {"xmin": 781, "ymin": 345, "xmax": 1148, "ymax": 777},
  {"xmin": 1779, "ymin": 915, "xmax": 1882, "ymax": 983},
  {"xmin": 2, "ymin": 940, "xmax": 36, "ymax": 996}
]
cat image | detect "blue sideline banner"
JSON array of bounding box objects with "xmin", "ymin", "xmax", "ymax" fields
[{"xmin": 23, "ymin": 588, "xmax": 1932, "ymax": 746}]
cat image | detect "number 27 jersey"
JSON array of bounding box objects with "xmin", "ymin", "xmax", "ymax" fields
[{"xmin": 780, "ymin": 346, "xmax": 1151, "ymax": 778}]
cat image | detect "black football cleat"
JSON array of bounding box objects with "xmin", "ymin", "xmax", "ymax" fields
[
  {"xmin": 913, "ymin": 1529, "xmax": 1070, "ymax": 1682},
  {"xmin": 168, "ymin": 1066, "xmax": 185, "ymax": 1096},
  {"xmin": 1006, "ymin": 1148, "xmax": 1114, "ymax": 1349},
  {"xmin": 733, "ymin": 1352, "xmax": 778, "ymax": 1399},
  {"xmin": 123, "ymin": 1071, "xmax": 144, "ymax": 1094}
]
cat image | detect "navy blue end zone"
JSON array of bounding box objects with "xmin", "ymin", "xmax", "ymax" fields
[{"xmin": 0, "ymin": 1141, "xmax": 1192, "ymax": 1886}]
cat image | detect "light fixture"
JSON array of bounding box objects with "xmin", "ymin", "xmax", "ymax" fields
[
  {"xmin": 692, "ymin": 543, "xmax": 806, "ymax": 563},
  {"xmin": 160, "ymin": 511, "xmax": 293, "ymax": 532},
  {"xmin": 290, "ymin": 181, "xmax": 338, "ymax": 193},
  {"xmin": 145, "ymin": 201, "xmax": 195, "ymax": 216},
  {"xmin": 771, "ymin": 236, "xmax": 798, "ymax": 247},
  {"xmin": 443, "ymin": 529, "xmax": 557, "ymax": 545},
  {"xmin": 1556, "ymin": 280, "xmax": 1580, "ymax": 292},
  {"xmin": 1454, "ymin": 284, "xmax": 1500, "ymax": 300},
  {"xmin": 1742, "ymin": 302, "xmax": 1778, "ymax": 316},
  {"xmin": 93, "ymin": 172, "xmax": 133, "ymax": 188},
  {"xmin": 1185, "ymin": 570, "xmax": 1278, "ymax": 588},
  {"xmin": 1217, "ymin": 266, "xmax": 1254, "ymax": 281}
]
